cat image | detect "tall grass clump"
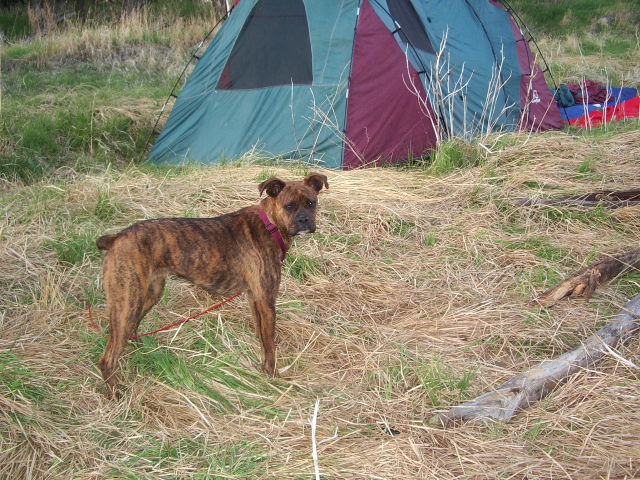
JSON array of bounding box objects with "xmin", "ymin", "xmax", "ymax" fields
[
  {"xmin": 508, "ymin": 0, "xmax": 640, "ymax": 88},
  {"xmin": 424, "ymin": 139, "xmax": 484, "ymax": 175},
  {"xmin": 508, "ymin": 0, "xmax": 640, "ymax": 37}
]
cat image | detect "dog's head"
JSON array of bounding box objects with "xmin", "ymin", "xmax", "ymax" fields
[{"xmin": 259, "ymin": 173, "xmax": 329, "ymax": 236}]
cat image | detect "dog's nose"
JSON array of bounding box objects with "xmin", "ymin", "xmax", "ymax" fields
[{"xmin": 297, "ymin": 213, "xmax": 310, "ymax": 224}]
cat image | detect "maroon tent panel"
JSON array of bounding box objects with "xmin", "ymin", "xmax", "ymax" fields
[{"xmin": 344, "ymin": 0, "xmax": 438, "ymax": 169}]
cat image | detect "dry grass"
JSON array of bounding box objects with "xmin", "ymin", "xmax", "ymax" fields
[
  {"xmin": 2, "ymin": 129, "xmax": 640, "ymax": 479},
  {"xmin": 5, "ymin": 5, "xmax": 220, "ymax": 74},
  {"xmin": 539, "ymin": 34, "xmax": 640, "ymax": 87}
]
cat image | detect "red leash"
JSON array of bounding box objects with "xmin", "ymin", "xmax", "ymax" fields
[
  {"xmin": 86, "ymin": 304, "xmax": 101, "ymax": 332},
  {"xmin": 130, "ymin": 292, "xmax": 243, "ymax": 339},
  {"xmin": 86, "ymin": 293, "xmax": 243, "ymax": 338}
]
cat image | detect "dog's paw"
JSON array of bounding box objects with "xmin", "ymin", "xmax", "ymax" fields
[{"xmin": 261, "ymin": 361, "xmax": 278, "ymax": 378}]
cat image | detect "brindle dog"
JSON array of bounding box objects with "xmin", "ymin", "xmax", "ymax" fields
[{"xmin": 97, "ymin": 173, "xmax": 328, "ymax": 397}]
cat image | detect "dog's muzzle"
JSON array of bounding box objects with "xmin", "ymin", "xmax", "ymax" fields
[{"xmin": 291, "ymin": 213, "xmax": 315, "ymax": 235}]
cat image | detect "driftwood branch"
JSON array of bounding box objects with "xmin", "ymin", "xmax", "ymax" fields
[
  {"xmin": 516, "ymin": 189, "xmax": 640, "ymax": 210},
  {"xmin": 536, "ymin": 248, "xmax": 640, "ymax": 307},
  {"xmin": 435, "ymin": 293, "xmax": 640, "ymax": 425},
  {"xmin": 516, "ymin": 198, "xmax": 640, "ymax": 209}
]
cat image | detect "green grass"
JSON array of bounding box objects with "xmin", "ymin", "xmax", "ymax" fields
[
  {"xmin": 421, "ymin": 139, "xmax": 483, "ymax": 176},
  {"xmin": 416, "ymin": 358, "xmax": 476, "ymax": 406},
  {"xmin": 317, "ymin": 233, "xmax": 363, "ymax": 249},
  {"xmin": 521, "ymin": 180, "xmax": 561, "ymax": 190},
  {"xmin": 0, "ymin": 351, "xmax": 48, "ymax": 403},
  {"xmin": 614, "ymin": 270, "xmax": 640, "ymax": 297},
  {"xmin": 577, "ymin": 157, "xmax": 596, "ymax": 174},
  {"xmin": 93, "ymin": 191, "xmax": 126, "ymax": 221},
  {"xmin": 286, "ymin": 253, "xmax": 323, "ymax": 281},
  {"xmin": 508, "ymin": 0, "xmax": 640, "ymax": 36},
  {"xmin": 423, "ymin": 232, "xmax": 438, "ymax": 246},
  {"xmin": 104, "ymin": 437, "xmax": 267, "ymax": 479},
  {"xmin": 45, "ymin": 231, "xmax": 101, "ymax": 266},
  {"xmin": 524, "ymin": 420, "xmax": 549, "ymax": 441},
  {"xmin": 388, "ymin": 218, "xmax": 419, "ymax": 237},
  {"xmin": 542, "ymin": 204, "xmax": 611, "ymax": 225},
  {"xmin": 1, "ymin": 185, "xmax": 64, "ymax": 222},
  {"xmin": 498, "ymin": 236, "xmax": 567, "ymax": 262},
  {"xmin": 1, "ymin": 63, "xmax": 170, "ymax": 183},
  {"xmin": 371, "ymin": 350, "xmax": 476, "ymax": 406},
  {"xmin": 516, "ymin": 265, "xmax": 564, "ymax": 297},
  {"xmin": 565, "ymin": 119, "xmax": 640, "ymax": 139},
  {"xmin": 4, "ymin": 41, "xmax": 49, "ymax": 60},
  {"xmin": 256, "ymin": 168, "xmax": 280, "ymax": 183},
  {"xmin": 580, "ymin": 37, "xmax": 635, "ymax": 56},
  {"xmin": 147, "ymin": 1, "xmax": 220, "ymax": 21},
  {"xmin": 126, "ymin": 322, "xmax": 282, "ymax": 413},
  {"xmin": 0, "ymin": 9, "xmax": 30, "ymax": 40},
  {"xmin": 130, "ymin": 337, "xmax": 237, "ymax": 412}
]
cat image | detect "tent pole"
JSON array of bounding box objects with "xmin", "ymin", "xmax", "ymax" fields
[
  {"xmin": 141, "ymin": 7, "xmax": 232, "ymax": 161},
  {"xmin": 499, "ymin": 0, "xmax": 570, "ymax": 122}
]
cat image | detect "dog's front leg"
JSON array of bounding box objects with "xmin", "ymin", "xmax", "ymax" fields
[{"xmin": 247, "ymin": 290, "xmax": 277, "ymax": 376}]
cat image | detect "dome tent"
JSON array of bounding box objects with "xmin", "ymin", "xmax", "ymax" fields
[{"xmin": 149, "ymin": 0, "xmax": 563, "ymax": 169}]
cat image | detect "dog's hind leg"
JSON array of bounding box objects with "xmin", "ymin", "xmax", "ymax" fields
[
  {"xmin": 133, "ymin": 276, "xmax": 166, "ymax": 337},
  {"xmin": 99, "ymin": 271, "xmax": 156, "ymax": 397},
  {"xmin": 99, "ymin": 303, "xmax": 140, "ymax": 398}
]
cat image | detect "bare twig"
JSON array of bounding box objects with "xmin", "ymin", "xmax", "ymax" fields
[{"xmin": 311, "ymin": 398, "xmax": 321, "ymax": 480}]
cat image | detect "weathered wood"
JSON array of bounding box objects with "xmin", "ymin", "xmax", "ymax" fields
[
  {"xmin": 536, "ymin": 248, "xmax": 640, "ymax": 307},
  {"xmin": 435, "ymin": 293, "xmax": 640, "ymax": 425},
  {"xmin": 515, "ymin": 189, "xmax": 640, "ymax": 209},
  {"xmin": 564, "ymin": 189, "xmax": 640, "ymax": 202},
  {"xmin": 515, "ymin": 198, "xmax": 640, "ymax": 209}
]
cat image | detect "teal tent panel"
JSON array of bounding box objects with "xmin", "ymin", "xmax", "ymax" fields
[
  {"xmin": 150, "ymin": 0, "xmax": 358, "ymax": 168},
  {"xmin": 464, "ymin": 1, "xmax": 522, "ymax": 129},
  {"xmin": 412, "ymin": 1, "xmax": 514, "ymax": 136},
  {"xmin": 149, "ymin": 0, "xmax": 558, "ymax": 169},
  {"xmin": 151, "ymin": 86, "xmax": 348, "ymax": 169},
  {"xmin": 148, "ymin": 0, "xmax": 256, "ymax": 164},
  {"xmin": 306, "ymin": 0, "xmax": 360, "ymax": 86}
]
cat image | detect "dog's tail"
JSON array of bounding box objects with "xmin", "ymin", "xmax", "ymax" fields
[{"xmin": 96, "ymin": 234, "xmax": 118, "ymax": 251}]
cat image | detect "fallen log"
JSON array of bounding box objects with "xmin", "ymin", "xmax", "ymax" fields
[
  {"xmin": 565, "ymin": 189, "xmax": 640, "ymax": 202},
  {"xmin": 515, "ymin": 189, "xmax": 640, "ymax": 209},
  {"xmin": 515, "ymin": 198, "xmax": 640, "ymax": 209},
  {"xmin": 536, "ymin": 248, "xmax": 640, "ymax": 307},
  {"xmin": 434, "ymin": 293, "xmax": 640, "ymax": 426}
]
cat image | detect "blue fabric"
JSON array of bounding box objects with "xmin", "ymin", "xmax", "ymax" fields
[
  {"xmin": 559, "ymin": 87, "xmax": 638, "ymax": 122},
  {"xmin": 553, "ymin": 85, "xmax": 575, "ymax": 108}
]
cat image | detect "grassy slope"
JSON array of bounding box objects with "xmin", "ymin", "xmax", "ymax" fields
[
  {"xmin": 509, "ymin": 0, "xmax": 640, "ymax": 87},
  {"xmin": 1, "ymin": 2, "xmax": 640, "ymax": 479}
]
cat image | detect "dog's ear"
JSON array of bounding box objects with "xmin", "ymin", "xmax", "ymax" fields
[
  {"xmin": 258, "ymin": 177, "xmax": 286, "ymax": 198},
  {"xmin": 304, "ymin": 173, "xmax": 329, "ymax": 193}
]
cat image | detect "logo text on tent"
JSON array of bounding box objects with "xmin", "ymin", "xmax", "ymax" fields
[{"xmin": 531, "ymin": 89, "xmax": 541, "ymax": 104}]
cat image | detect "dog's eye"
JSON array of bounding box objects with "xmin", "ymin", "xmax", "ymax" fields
[
  {"xmin": 285, "ymin": 203, "xmax": 296, "ymax": 211},
  {"xmin": 307, "ymin": 200, "xmax": 316, "ymax": 208}
]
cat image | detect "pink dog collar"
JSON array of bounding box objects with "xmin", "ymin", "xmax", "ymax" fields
[{"xmin": 258, "ymin": 208, "xmax": 288, "ymax": 262}]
